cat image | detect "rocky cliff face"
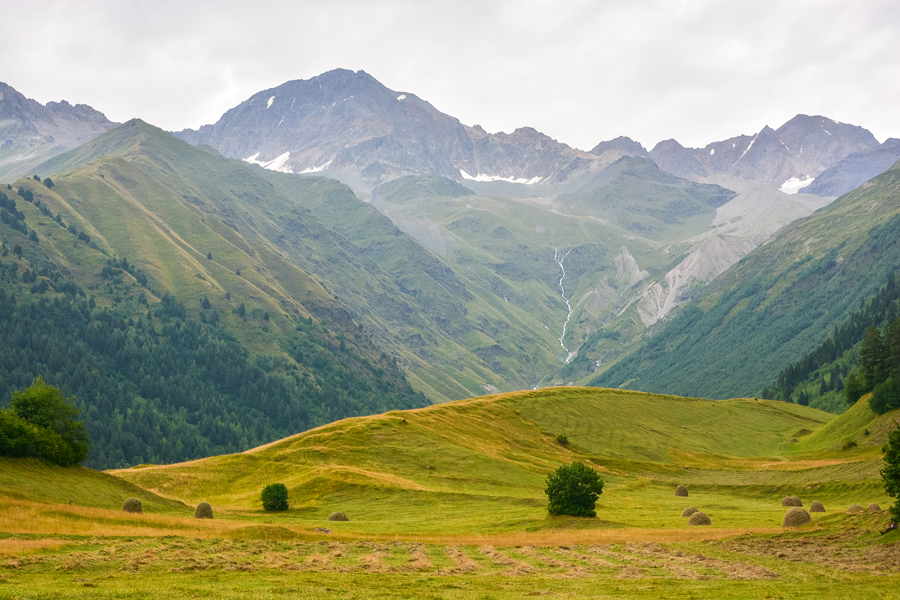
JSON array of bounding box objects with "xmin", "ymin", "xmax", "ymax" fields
[
  {"xmin": 0, "ymin": 82, "xmax": 115, "ymax": 179},
  {"xmin": 177, "ymin": 69, "xmax": 616, "ymax": 190},
  {"xmin": 647, "ymin": 115, "xmax": 879, "ymax": 191}
]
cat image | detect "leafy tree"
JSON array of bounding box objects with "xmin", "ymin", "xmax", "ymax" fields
[
  {"xmin": 206, "ymin": 252, "xmax": 212, "ymax": 260},
  {"xmin": 545, "ymin": 461, "xmax": 604, "ymax": 517},
  {"xmin": 1, "ymin": 377, "xmax": 91, "ymax": 466},
  {"xmin": 32, "ymin": 175, "xmax": 40, "ymax": 182},
  {"xmin": 260, "ymin": 483, "xmax": 288, "ymax": 511},
  {"xmin": 882, "ymin": 425, "xmax": 900, "ymax": 523},
  {"xmin": 42, "ymin": 177, "xmax": 53, "ymax": 189}
]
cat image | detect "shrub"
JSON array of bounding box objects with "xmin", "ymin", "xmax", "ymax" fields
[
  {"xmin": 556, "ymin": 434, "xmax": 568, "ymax": 445},
  {"xmin": 260, "ymin": 483, "xmax": 289, "ymax": 511},
  {"xmin": 842, "ymin": 438, "xmax": 858, "ymax": 451},
  {"xmin": 0, "ymin": 377, "xmax": 90, "ymax": 466},
  {"xmin": 545, "ymin": 461, "xmax": 604, "ymax": 517}
]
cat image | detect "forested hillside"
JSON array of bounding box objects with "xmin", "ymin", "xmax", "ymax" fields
[
  {"xmin": 762, "ymin": 274, "xmax": 900, "ymax": 412},
  {"xmin": 0, "ymin": 166, "xmax": 426, "ymax": 469}
]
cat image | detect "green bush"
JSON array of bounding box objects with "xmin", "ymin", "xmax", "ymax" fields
[
  {"xmin": 260, "ymin": 483, "xmax": 289, "ymax": 511},
  {"xmin": 0, "ymin": 377, "xmax": 90, "ymax": 466},
  {"xmin": 545, "ymin": 461, "xmax": 604, "ymax": 517},
  {"xmin": 556, "ymin": 434, "xmax": 568, "ymax": 445},
  {"xmin": 842, "ymin": 438, "xmax": 858, "ymax": 451}
]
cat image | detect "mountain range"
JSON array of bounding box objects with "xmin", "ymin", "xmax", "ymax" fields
[{"xmin": 1, "ymin": 69, "xmax": 898, "ymax": 468}]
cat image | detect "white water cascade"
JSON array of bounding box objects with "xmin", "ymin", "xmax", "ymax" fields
[{"xmin": 554, "ymin": 248, "xmax": 577, "ymax": 364}]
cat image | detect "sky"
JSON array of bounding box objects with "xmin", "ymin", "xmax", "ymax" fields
[{"xmin": 2, "ymin": 0, "xmax": 898, "ymax": 151}]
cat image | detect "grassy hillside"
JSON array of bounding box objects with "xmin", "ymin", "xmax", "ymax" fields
[
  {"xmin": 593, "ymin": 158, "xmax": 900, "ymax": 400},
  {"xmin": 0, "ymin": 122, "xmax": 428, "ymax": 468},
  {"xmin": 1, "ymin": 387, "xmax": 897, "ymax": 599},
  {"xmin": 107, "ymin": 386, "xmax": 892, "ymax": 538}
]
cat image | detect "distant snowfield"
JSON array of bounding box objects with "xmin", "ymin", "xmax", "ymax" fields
[
  {"xmin": 459, "ymin": 169, "xmax": 542, "ymax": 185},
  {"xmin": 243, "ymin": 151, "xmax": 293, "ymax": 173},
  {"xmin": 779, "ymin": 176, "xmax": 815, "ymax": 194}
]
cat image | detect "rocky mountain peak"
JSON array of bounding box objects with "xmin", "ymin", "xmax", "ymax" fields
[{"xmin": 0, "ymin": 81, "xmax": 116, "ymax": 179}]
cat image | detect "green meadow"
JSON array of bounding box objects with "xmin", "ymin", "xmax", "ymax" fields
[{"xmin": 1, "ymin": 387, "xmax": 898, "ymax": 598}]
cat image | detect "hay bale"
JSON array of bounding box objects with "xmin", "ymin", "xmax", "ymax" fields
[
  {"xmin": 790, "ymin": 438, "xmax": 798, "ymax": 442},
  {"xmin": 675, "ymin": 485, "xmax": 689, "ymax": 497},
  {"xmin": 122, "ymin": 497, "xmax": 143, "ymax": 514},
  {"xmin": 846, "ymin": 504, "xmax": 865, "ymax": 514},
  {"xmin": 687, "ymin": 511, "xmax": 711, "ymax": 526},
  {"xmin": 791, "ymin": 495, "xmax": 803, "ymax": 507},
  {"xmin": 809, "ymin": 500, "xmax": 825, "ymax": 513},
  {"xmin": 681, "ymin": 506, "xmax": 699, "ymax": 517},
  {"xmin": 194, "ymin": 502, "xmax": 213, "ymax": 519},
  {"xmin": 868, "ymin": 503, "xmax": 882, "ymax": 513},
  {"xmin": 781, "ymin": 496, "xmax": 802, "ymax": 507},
  {"xmin": 782, "ymin": 507, "xmax": 811, "ymax": 527},
  {"xmin": 327, "ymin": 512, "xmax": 349, "ymax": 522}
]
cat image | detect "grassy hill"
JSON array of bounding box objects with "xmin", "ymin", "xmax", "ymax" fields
[
  {"xmin": 106, "ymin": 386, "xmax": 892, "ymax": 537},
  {"xmin": 593, "ymin": 158, "xmax": 900, "ymax": 400},
  {"xmin": 1, "ymin": 387, "xmax": 897, "ymax": 599}
]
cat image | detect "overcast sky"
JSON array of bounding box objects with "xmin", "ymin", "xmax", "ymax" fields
[{"xmin": 3, "ymin": 0, "xmax": 898, "ymax": 150}]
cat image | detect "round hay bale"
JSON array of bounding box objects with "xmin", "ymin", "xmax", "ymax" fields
[
  {"xmin": 868, "ymin": 503, "xmax": 882, "ymax": 513},
  {"xmin": 791, "ymin": 495, "xmax": 803, "ymax": 507},
  {"xmin": 675, "ymin": 485, "xmax": 689, "ymax": 497},
  {"xmin": 327, "ymin": 512, "xmax": 349, "ymax": 522},
  {"xmin": 846, "ymin": 504, "xmax": 864, "ymax": 514},
  {"xmin": 781, "ymin": 496, "xmax": 801, "ymax": 507},
  {"xmin": 687, "ymin": 511, "xmax": 711, "ymax": 526},
  {"xmin": 809, "ymin": 500, "xmax": 826, "ymax": 513},
  {"xmin": 681, "ymin": 506, "xmax": 699, "ymax": 517},
  {"xmin": 194, "ymin": 502, "xmax": 213, "ymax": 519},
  {"xmin": 783, "ymin": 507, "xmax": 811, "ymax": 528},
  {"xmin": 790, "ymin": 438, "xmax": 798, "ymax": 442},
  {"xmin": 122, "ymin": 497, "xmax": 143, "ymax": 514}
]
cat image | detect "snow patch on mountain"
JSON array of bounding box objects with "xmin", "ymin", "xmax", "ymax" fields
[
  {"xmin": 459, "ymin": 169, "xmax": 542, "ymax": 185},
  {"xmin": 397, "ymin": 94, "xmax": 406, "ymax": 100},
  {"xmin": 779, "ymin": 176, "xmax": 815, "ymax": 194},
  {"xmin": 267, "ymin": 96, "xmax": 275, "ymax": 109},
  {"xmin": 299, "ymin": 160, "xmax": 333, "ymax": 174},
  {"xmin": 243, "ymin": 151, "xmax": 293, "ymax": 173}
]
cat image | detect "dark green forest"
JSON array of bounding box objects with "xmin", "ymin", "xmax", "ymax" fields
[
  {"xmin": 762, "ymin": 274, "xmax": 900, "ymax": 412},
  {"xmin": 0, "ymin": 189, "xmax": 426, "ymax": 469}
]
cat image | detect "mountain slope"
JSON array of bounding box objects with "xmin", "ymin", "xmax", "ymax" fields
[
  {"xmin": 1, "ymin": 121, "xmax": 430, "ymax": 467},
  {"xmin": 591, "ymin": 158, "xmax": 900, "ymax": 399},
  {"xmin": 802, "ymin": 138, "xmax": 900, "ymax": 197},
  {"xmin": 0, "ymin": 82, "xmax": 116, "ymax": 180}
]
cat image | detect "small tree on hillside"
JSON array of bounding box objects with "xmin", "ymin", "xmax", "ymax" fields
[
  {"xmin": 545, "ymin": 461, "xmax": 604, "ymax": 517},
  {"xmin": 260, "ymin": 483, "xmax": 289, "ymax": 511},
  {"xmin": 2, "ymin": 377, "xmax": 91, "ymax": 466},
  {"xmin": 881, "ymin": 425, "xmax": 900, "ymax": 523}
]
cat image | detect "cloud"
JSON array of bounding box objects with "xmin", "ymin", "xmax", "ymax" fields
[{"xmin": 2, "ymin": 0, "xmax": 897, "ymax": 150}]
